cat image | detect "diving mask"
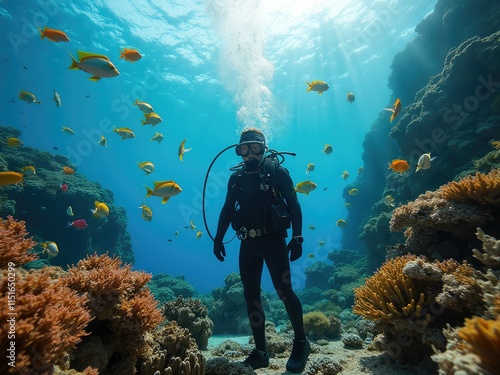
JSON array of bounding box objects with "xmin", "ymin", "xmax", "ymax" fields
[{"xmin": 239, "ymin": 143, "xmax": 263, "ymax": 157}]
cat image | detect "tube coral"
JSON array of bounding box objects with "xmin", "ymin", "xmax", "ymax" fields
[{"xmin": 0, "ymin": 216, "xmax": 37, "ymax": 268}]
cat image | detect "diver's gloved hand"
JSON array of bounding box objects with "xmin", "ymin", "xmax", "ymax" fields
[
  {"xmin": 287, "ymin": 239, "xmax": 302, "ymax": 262},
  {"xmin": 214, "ymin": 240, "xmax": 226, "ymax": 262}
]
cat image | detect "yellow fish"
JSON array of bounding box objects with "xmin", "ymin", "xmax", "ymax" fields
[
  {"xmin": 195, "ymin": 231, "xmax": 202, "ymax": 239},
  {"xmin": 144, "ymin": 180, "xmax": 182, "ymax": 204},
  {"xmin": 67, "ymin": 206, "xmax": 74, "ymax": 216},
  {"xmin": 306, "ymin": 80, "xmax": 329, "ymax": 95},
  {"xmin": 137, "ymin": 161, "xmax": 155, "ymax": 175},
  {"xmin": 307, "ymin": 253, "xmax": 315, "ymax": 259},
  {"xmin": 178, "ymin": 139, "xmax": 192, "ymax": 161},
  {"xmin": 151, "ymin": 132, "xmax": 164, "ymax": 143},
  {"xmin": 384, "ymin": 98, "xmax": 402, "ymax": 122},
  {"xmin": 139, "ymin": 204, "xmax": 153, "ymax": 221},
  {"xmin": 141, "ymin": 112, "xmax": 162, "ymax": 126},
  {"xmin": 134, "ymin": 99, "xmax": 154, "ymax": 113},
  {"xmin": 346, "ymin": 92, "xmax": 355, "ymax": 103},
  {"xmin": 7, "ymin": 137, "xmax": 23, "ymax": 147},
  {"xmin": 358, "ymin": 167, "xmax": 364, "ymax": 174},
  {"xmin": 348, "ymin": 188, "xmax": 359, "ymax": 196},
  {"xmin": 53, "ymin": 89, "xmax": 62, "ymax": 108},
  {"xmin": 189, "ymin": 220, "xmax": 197, "ymax": 231},
  {"xmin": 341, "ymin": 170, "xmax": 350, "ymax": 180},
  {"xmin": 61, "ymin": 126, "xmax": 75, "ymax": 135},
  {"xmin": 174, "ymin": 230, "xmax": 179, "ymax": 238},
  {"xmin": 98, "ymin": 136, "xmax": 107, "ymax": 147},
  {"xmin": 42, "ymin": 241, "xmax": 59, "ymax": 257},
  {"xmin": 305, "ymin": 163, "xmax": 315, "ymax": 174},
  {"xmin": 21, "ymin": 166, "xmax": 36, "ymax": 176},
  {"xmin": 295, "ymin": 181, "xmax": 317, "ymax": 195},
  {"xmin": 345, "ymin": 203, "xmax": 352, "ymax": 209},
  {"xmin": 0, "ymin": 171, "xmax": 23, "ymax": 186},
  {"xmin": 18, "ymin": 90, "xmax": 41, "ymax": 104},
  {"xmin": 318, "ymin": 240, "xmax": 325, "ymax": 246},
  {"xmin": 113, "ymin": 126, "xmax": 135, "ymax": 140},
  {"xmin": 91, "ymin": 201, "xmax": 109, "ymax": 218},
  {"xmin": 308, "ymin": 225, "xmax": 315, "ymax": 230},
  {"xmin": 322, "ymin": 144, "xmax": 333, "ymax": 155},
  {"xmin": 336, "ymin": 219, "xmax": 347, "ymax": 229},
  {"xmin": 68, "ymin": 49, "xmax": 120, "ymax": 81}
]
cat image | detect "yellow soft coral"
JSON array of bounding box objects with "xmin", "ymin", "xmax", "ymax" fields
[
  {"xmin": 440, "ymin": 169, "xmax": 500, "ymax": 205},
  {"xmin": 458, "ymin": 316, "xmax": 500, "ymax": 374},
  {"xmin": 353, "ymin": 255, "xmax": 430, "ymax": 321}
]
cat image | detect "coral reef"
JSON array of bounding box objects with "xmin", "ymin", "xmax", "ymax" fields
[
  {"xmin": 440, "ymin": 169, "xmax": 500, "ymax": 205},
  {"xmin": 163, "ymin": 296, "xmax": 214, "ymax": 350},
  {"xmin": 0, "ymin": 215, "xmax": 37, "ymax": 268},
  {"xmin": 389, "ymin": 188, "xmax": 495, "ymax": 259},
  {"xmin": 205, "ymin": 357, "xmax": 254, "ymax": 375},
  {"xmin": 302, "ymin": 355, "xmax": 342, "ymax": 375},
  {"xmin": 0, "ymin": 126, "xmax": 134, "ymax": 267},
  {"xmin": 139, "ymin": 321, "xmax": 205, "ymax": 375},
  {"xmin": 353, "ymin": 255, "xmax": 483, "ymax": 365},
  {"xmin": 343, "ymin": 1, "xmax": 500, "ymax": 271},
  {"xmin": 0, "ymin": 268, "xmax": 92, "ymax": 374},
  {"xmin": 432, "ymin": 229, "xmax": 500, "ymax": 374},
  {"xmin": 64, "ymin": 253, "xmax": 164, "ymax": 374}
]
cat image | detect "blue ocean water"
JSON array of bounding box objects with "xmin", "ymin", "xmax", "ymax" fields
[{"xmin": 1, "ymin": 0, "xmax": 436, "ymax": 294}]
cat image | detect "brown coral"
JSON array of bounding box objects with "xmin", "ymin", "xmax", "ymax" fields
[
  {"xmin": 0, "ymin": 268, "xmax": 91, "ymax": 374},
  {"xmin": 440, "ymin": 169, "xmax": 500, "ymax": 206},
  {"xmin": 353, "ymin": 255, "xmax": 431, "ymax": 321},
  {"xmin": 0, "ymin": 216, "xmax": 37, "ymax": 268},
  {"xmin": 163, "ymin": 296, "xmax": 214, "ymax": 350},
  {"xmin": 457, "ymin": 316, "xmax": 500, "ymax": 374}
]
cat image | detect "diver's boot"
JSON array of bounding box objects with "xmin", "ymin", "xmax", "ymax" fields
[
  {"xmin": 286, "ymin": 339, "xmax": 310, "ymax": 373},
  {"xmin": 242, "ymin": 349, "xmax": 270, "ymax": 370}
]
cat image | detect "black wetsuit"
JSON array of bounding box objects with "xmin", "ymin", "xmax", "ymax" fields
[{"xmin": 215, "ymin": 164, "xmax": 306, "ymax": 351}]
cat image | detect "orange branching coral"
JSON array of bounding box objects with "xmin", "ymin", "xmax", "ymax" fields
[
  {"xmin": 353, "ymin": 255, "xmax": 430, "ymax": 321},
  {"xmin": 63, "ymin": 253, "xmax": 153, "ymax": 320},
  {"xmin": 0, "ymin": 269, "xmax": 91, "ymax": 374},
  {"xmin": 0, "ymin": 216, "xmax": 37, "ymax": 268},
  {"xmin": 457, "ymin": 316, "xmax": 500, "ymax": 374},
  {"xmin": 63, "ymin": 253, "xmax": 163, "ymax": 372},
  {"xmin": 440, "ymin": 169, "xmax": 500, "ymax": 205},
  {"xmin": 491, "ymin": 140, "xmax": 500, "ymax": 149}
]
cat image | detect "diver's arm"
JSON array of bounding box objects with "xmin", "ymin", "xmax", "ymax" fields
[
  {"xmin": 277, "ymin": 167, "xmax": 302, "ymax": 236},
  {"xmin": 214, "ymin": 174, "xmax": 237, "ymax": 242}
]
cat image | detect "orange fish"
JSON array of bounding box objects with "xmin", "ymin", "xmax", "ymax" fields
[
  {"xmin": 0, "ymin": 171, "xmax": 23, "ymax": 186},
  {"xmin": 37, "ymin": 26, "xmax": 70, "ymax": 42},
  {"xmin": 388, "ymin": 159, "xmax": 410, "ymax": 173},
  {"xmin": 384, "ymin": 98, "xmax": 402, "ymax": 122},
  {"xmin": 62, "ymin": 166, "xmax": 75, "ymax": 175},
  {"xmin": 119, "ymin": 48, "xmax": 142, "ymax": 62}
]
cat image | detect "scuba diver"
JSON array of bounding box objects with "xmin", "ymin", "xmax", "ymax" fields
[{"xmin": 212, "ymin": 128, "xmax": 310, "ymax": 373}]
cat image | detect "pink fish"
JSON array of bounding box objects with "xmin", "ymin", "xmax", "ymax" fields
[
  {"xmin": 67, "ymin": 219, "xmax": 88, "ymax": 230},
  {"xmin": 61, "ymin": 183, "xmax": 68, "ymax": 192}
]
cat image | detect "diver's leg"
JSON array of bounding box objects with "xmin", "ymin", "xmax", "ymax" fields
[
  {"xmin": 239, "ymin": 241, "xmax": 266, "ymax": 351},
  {"xmin": 265, "ymin": 235, "xmax": 306, "ymax": 340}
]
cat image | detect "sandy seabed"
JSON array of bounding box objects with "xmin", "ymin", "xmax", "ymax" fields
[{"xmin": 205, "ymin": 335, "xmax": 434, "ymax": 375}]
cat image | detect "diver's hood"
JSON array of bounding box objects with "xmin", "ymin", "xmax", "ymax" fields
[{"xmin": 235, "ymin": 131, "xmax": 266, "ymax": 156}]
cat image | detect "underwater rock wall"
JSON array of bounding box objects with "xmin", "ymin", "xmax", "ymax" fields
[
  {"xmin": 343, "ymin": 0, "xmax": 500, "ymax": 268},
  {"xmin": 0, "ymin": 126, "xmax": 134, "ymax": 266}
]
